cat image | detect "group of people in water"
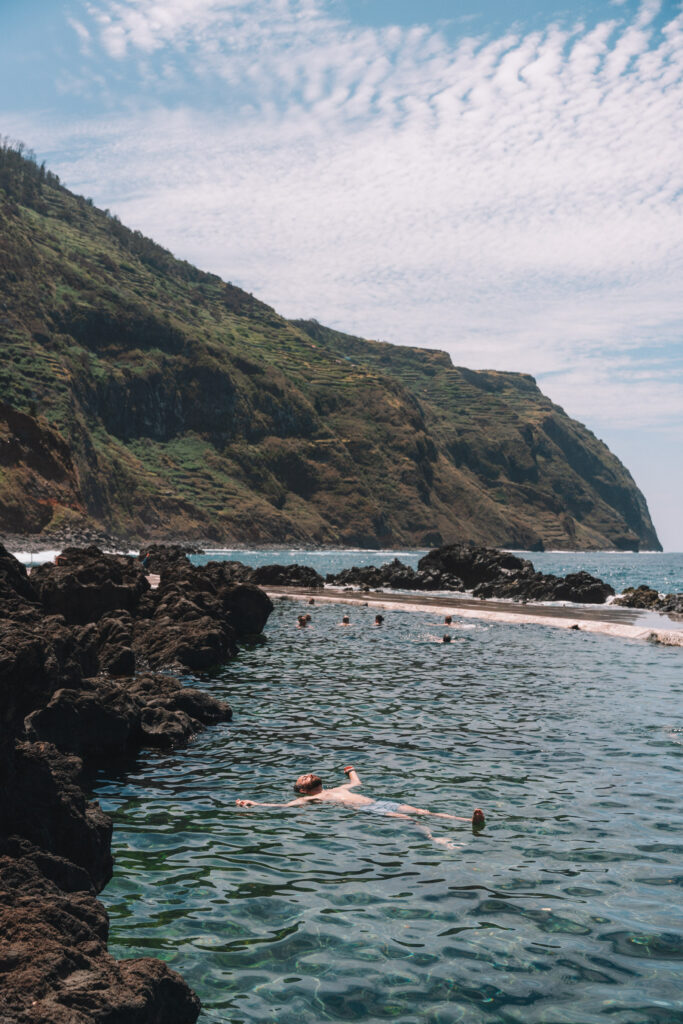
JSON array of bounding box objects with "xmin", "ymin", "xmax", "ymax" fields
[{"xmin": 297, "ymin": 601, "xmax": 456, "ymax": 642}]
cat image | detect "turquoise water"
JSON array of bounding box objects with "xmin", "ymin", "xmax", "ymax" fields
[
  {"xmin": 96, "ymin": 556, "xmax": 683, "ymax": 1024},
  {"xmin": 191, "ymin": 549, "xmax": 683, "ymax": 596}
]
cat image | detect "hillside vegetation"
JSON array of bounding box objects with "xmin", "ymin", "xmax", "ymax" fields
[{"xmin": 0, "ymin": 141, "xmax": 660, "ymax": 549}]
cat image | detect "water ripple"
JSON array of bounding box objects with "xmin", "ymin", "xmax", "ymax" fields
[{"xmin": 96, "ymin": 595, "xmax": 683, "ymax": 1023}]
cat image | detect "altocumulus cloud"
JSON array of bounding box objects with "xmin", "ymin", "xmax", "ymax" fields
[{"xmin": 15, "ymin": 0, "xmax": 683, "ymax": 430}]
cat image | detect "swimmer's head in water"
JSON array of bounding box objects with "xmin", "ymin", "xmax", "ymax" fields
[
  {"xmin": 442, "ymin": 634, "xmax": 452, "ymax": 643},
  {"xmin": 305, "ymin": 613, "xmax": 312, "ymax": 622},
  {"xmin": 294, "ymin": 773, "xmax": 323, "ymax": 794},
  {"xmin": 342, "ymin": 615, "xmax": 350, "ymax": 624},
  {"xmin": 444, "ymin": 615, "xmax": 452, "ymax": 625},
  {"xmin": 472, "ymin": 808, "xmax": 485, "ymax": 829},
  {"xmin": 374, "ymin": 614, "xmax": 384, "ymax": 624}
]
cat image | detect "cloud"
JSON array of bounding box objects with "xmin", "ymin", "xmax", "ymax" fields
[{"xmin": 5, "ymin": 0, "xmax": 683, "ymax": 434}]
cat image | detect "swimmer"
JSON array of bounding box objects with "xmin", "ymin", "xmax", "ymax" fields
[
  {"xmin": 236, "ymin": 766, "xmax": 485, "ymax": 836},
  {"xmin": 442, "ymin": 633, "xmax": 452, "ymax": 643},
  {"xmin": 305, "ymin": 613, "xmax": 312, "ymax": 622},
  {"xmin": 308, "ymin": 598, "xmax": 315, "ymax": 605},
  {"xmin": 444, "ymin": 615, "xmax": 452, "ymax": 625},
  {"xmin": 297, "ymin": 615, "xmax": 308, "ymax": 628},
  {"xmin": 340, "ymin": 615, "xmax": 350, "ymax": 626},
  {"xmin": 374, "ymin": 614, "xmax": 384, "ymax": 625}
]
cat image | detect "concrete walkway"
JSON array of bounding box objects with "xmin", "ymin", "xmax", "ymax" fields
[{"xmin": 266, "ymin": 586, "xmax": 683, "ymax": 648}]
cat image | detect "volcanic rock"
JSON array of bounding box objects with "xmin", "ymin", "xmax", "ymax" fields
[
  {"xmin": 327, "ymin": 558, "xmax": 464, "ymax": 591},
  {"xmin": 420, "ymin": 544, "xmax": 614, "ymax": 604},
  {"xmin": 249, "ymin": 563, "xmax": 325, "ymax": 588},
  {"xmin": 0, "ymin": 853, "xmax": 201, "ymax": 1024},
  {"xmin": 30, "ymin": 546, "xmax": 149, "ymax": 625},
  {"xmin": 25, "ymin": 674, "xmax": 231, "ymax": 756}
]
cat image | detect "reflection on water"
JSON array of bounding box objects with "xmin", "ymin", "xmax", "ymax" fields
[{"xmin": 96, "ymin": 598, "xmax": 683, "ymax": 1023}]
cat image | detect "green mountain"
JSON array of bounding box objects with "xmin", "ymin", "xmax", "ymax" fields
[{"xmin": 0, "ymin": 142, "xmax": 661, "ymax": 550}]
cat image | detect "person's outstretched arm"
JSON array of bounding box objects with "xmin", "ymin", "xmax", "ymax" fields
[
  {"xmin": 341, "ymin": 765, "xmax": 361, "ymax": 788},
  {"xmin": 236, "ymin": 796, "xmax": 311, "ymax": 808}
]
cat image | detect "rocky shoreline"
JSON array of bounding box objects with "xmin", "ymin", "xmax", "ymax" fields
[{"xmin": 0, "ymin": 542, "xmax": 272, "ymax": 1023}]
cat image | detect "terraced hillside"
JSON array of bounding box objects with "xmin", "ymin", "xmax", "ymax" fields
[{"xmin": 0, "ymin": 143, "xmax": 660, "ymax": 549}]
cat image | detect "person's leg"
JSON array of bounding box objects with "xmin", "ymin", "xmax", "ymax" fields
[{"xmin": 398, "ymin": 804, "xmax": 485, "ymax": 827}]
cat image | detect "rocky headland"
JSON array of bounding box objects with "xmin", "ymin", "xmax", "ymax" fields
[
  {"xmin": 0, "ymin": 542, "xmax": 272, "ymax": 1023},
  {"xmin": 0, "ymin": 143, "xmax": 661, "ymax": 552}
]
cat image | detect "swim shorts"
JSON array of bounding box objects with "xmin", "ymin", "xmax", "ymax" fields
[{"xmin": 361, "ymin": 799, "xmax": 403, "ymax": 815}]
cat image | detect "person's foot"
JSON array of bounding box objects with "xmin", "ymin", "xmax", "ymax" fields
[{"xmin": 472, "ymin": 808, "xmax": 485, "ymax": 830}]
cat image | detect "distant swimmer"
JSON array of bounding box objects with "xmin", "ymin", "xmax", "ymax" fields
[
  {"xmin": 305, "ymin": 613, "xmax": 312, "ymax": 623},
  {"xmin": 340, "ymin": 615, "xmax": 350, "ymax": 625},
  {"xmin": 444, "ymin": 615, "xmax": 453, "ymax": 625},
  {"xmin": 236, "ymin": 766, "xmax": 485, "ymax": 842},
  {"xmin": 442, "ymin": 633, "xmax": 452, "ymax": 643},
  {"xmin": 374, "ymin": 614, "xmax": 384, "ymax": 625},
  {"xmin": 308, "ymin": 598, "xmax": 315, "ymax": 605},
  {"xmin": 297, "ymin": 614, "xmax": 308, "ymax": 628}
]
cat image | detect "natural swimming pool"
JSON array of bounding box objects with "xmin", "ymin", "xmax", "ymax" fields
[{"xmin": 95, "ymin": 583, "xmax": 683, "ymax": 1023}]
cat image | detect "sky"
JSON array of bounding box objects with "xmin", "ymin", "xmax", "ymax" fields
[{"xmin": 1, "ymin": 0, "xmax": 682, "ymax": 548}]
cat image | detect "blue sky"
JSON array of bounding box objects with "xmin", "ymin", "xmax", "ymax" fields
[{"xmin": 2, "ymin": 0, "xmax": 682, "ymax": 548}]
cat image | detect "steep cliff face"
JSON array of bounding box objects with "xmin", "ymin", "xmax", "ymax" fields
[
  {"xmin": 0, "ymin": 401, "xmax": 84, "ymax": 534},
  {"xmin": 0, "ymin": 145, "xmax": 661, "ymax": 549}
]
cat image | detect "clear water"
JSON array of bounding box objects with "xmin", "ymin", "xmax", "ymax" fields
[
  {"xmin": 191, "ymin": 550, "xmax": 683, "ymax": 596},
  {"xmin": 95, "ymin": 561, "xmax": 683, "ymax": 1024}
]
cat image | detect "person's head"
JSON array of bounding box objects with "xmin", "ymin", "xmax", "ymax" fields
[
  {"xmin": 444, "ymin": 615, "xmax": 452, "ymax": 625},
  {"xmin": 294, "ymin": 773, "xmax": 323, "ymax": 794},
  {"xmin": 297, "ymin": 614, "xmax": 307, "ymax": 627},
  {"xmin": 472, "ymin": 808, "xmax": 485, "ymax": 830},
  {"xmin": 342, "ymin": 615, "xmax": 350, "ymax": 625},
  {"xmin": 308, "ymin": 598, "xmax": 315, "ymax": 605},
  {"xmin": 442, "ymin": 633, "xmax": 452, "ymax": 643},
  {"xmin": 305, "ymin": 613, "xmax": 312, "ymax": 622},
  {"xmin": 374, "ymin": 614, "xmax": 384, "ymax": 625}
]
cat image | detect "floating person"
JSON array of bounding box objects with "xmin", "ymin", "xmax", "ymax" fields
[
  {"xmin": 340, "ymin": 615, "xmax": 350, "ymax": 626},
  {"xmin": 444, "ymin": 615, "xmax": 453, "ymax": 625},
  {"xmin": 305, "ymin": 613, "xmax": 312, "ymax": 623},
  {"xmin": 308, "ymin": 598, "xmax": 315, "ymax": 605},
  {"xmin": 236, "ymin": 766, "xmax": 485, "ymax": 838},
  {"xmin": 297, "ymin": 614, "xmax": 308, "ymax": 628},
  {"xmin": 374, "ymin": 614, "xmax": 384, "ymax": 625},
  {"xmin": 442, "ymin": 633, "xmax": 452, "ymax": 643}
]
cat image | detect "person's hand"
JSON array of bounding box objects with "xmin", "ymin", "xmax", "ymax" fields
[
  {"xmin": 236, "ymin": 799, "xmax": 254, "ymax": 807},
  {"xmin": 343, "ymin": 766, "xmax": 354, "ymax": 774}
]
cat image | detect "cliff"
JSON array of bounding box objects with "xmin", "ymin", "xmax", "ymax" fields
[{"xmin": 0, "ymin": 142, "xmax": 660, "ymax": 550}]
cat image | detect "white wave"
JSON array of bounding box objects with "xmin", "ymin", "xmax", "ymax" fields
[{"xmin": 11, "ymin": 549, "xmax": 61, "ymax": 565}]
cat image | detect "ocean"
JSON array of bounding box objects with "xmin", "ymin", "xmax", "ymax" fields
[{"xmin": 92, "ymin": 549, "xmax": 683, "ymax": 1024}]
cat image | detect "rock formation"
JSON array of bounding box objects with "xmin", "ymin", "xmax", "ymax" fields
[
  {"xmin": 0, "ymin": 541, "xmax": 272, "ymax": 1022},
  {"xmin": 325, "ymin": 544, "xmax": 615, "ymax": 604}
]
